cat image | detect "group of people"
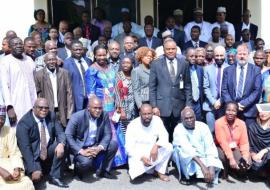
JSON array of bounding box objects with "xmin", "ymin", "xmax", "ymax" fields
[{"xmin": 1, "ymin": 4, "xmax": 270, "ymax": 189}]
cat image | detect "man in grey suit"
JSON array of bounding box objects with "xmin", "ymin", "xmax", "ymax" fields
[
  {"xmin": 65, "ymin": 96, "xmax": 118, "ymax": 180},
  {"xmin": 203, "ymin": 45, "xmax": 229, "ymax": 132},
  {"xmin": 149, "ymin": 39, "xmax": 192, "ymax": 142}
]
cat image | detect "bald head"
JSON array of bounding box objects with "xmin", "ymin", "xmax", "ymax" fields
[
  {"xmin": 214, "ymin": 45, "xmax": 226, "ymax": 66},
  {"xmin": 181, "ymin": 107, "xmax": 196, "ymax": 129},
  {"xmin": 140, "ymin": 103, "xmax": 153, "ymax": 127},
  {"xmin": 88, "ymin": 96, "xmax": 103, "ymax": 119},
  {"xmin": 6, "ymin": 30, "xmax": 17, "ymax": 39},
  {"xmin": 44, "ymin": 40, "xmax": 57, "ymax": 54},
  {"xmin": 33, "ymin": 98, "xmax": 49, "ymax": 119}
]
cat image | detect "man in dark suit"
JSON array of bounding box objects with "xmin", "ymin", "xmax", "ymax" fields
[
  {"xmin": 16, "ymin": 98, "xmax": 68, "ymax": 188},
  {"xmin": 186, "ymin": 48, "xmax": 204, "ymax": 121},
  {"xmin": 222, "ymin": 44, "xmax": 262, "ymax": 126},
  {"xmin": 65, "ymin": 96, "xmax": 118, "ymax": 180},
  {"xmin": 149, "ymin": 39, "xmax": 192, "ymax": 142},
  {"xmin": 63, "ymin": 40, "xmax": 92, "ymax": 112},
  {"xmin": 138, "ymin": 24, "xmax": 162, "ymax": 49},
  {"xmin": 234, "ymin": 29, "xmax": 255, "ymax": 52},
  {"xmin": 158, "ymin": 16, "xmax": 185, "ymax": 50},
  {"xmin": 81, "ymin": 11, "xmax": 101, "ymax": 43},
  {"xmin": 183, "ymin": 25, "xmax": 208, "ymax": 51},
  {"xmin": 235, "ymin": 9, "xmax": 258, "ymax": 41},
  {"xmin": 57, "ymin": 32, "xmax": 73, "ymax": 61}
]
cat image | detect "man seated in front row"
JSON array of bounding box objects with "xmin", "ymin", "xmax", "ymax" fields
[
  {"xmin": 173, "ymin": 107, "xmax": 223, "ymax": 185},
  {"xmin": 16, "ymin": 98, "xmax": 68, "ymax": 188},
  {"xmin": 65, "ymin": 96, "xmax": 118, "ymax": 180},
  {"xmin": 0, "ymin": 105, "xmax": 35, "ymax": 190},
  {"xmin": 125, "ymin": 103, "xmax": 173, "ymax": 181}
]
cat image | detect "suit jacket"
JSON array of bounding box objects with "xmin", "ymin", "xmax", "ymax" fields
[
  {"xmin": 138, "ymin": 36, "xmax": 162, "ymax": 49},
  {"xmin": 234, "ymin": 40, "xmax": 255, "ymax": 52},
  {"xmin": 149, "ymin": 56, "xmax": 192, "ymax": 117},
  {"xmin": 131, "ymin": 64, "xmax": 151, "ymax": 108},
  {"xmin": 183, "ymin": 40, "xmax": 208, "ymax": 51},
  {"xmin": 221, "ymin": 63, "xmax": 262, "ymax": 117},
  {"xmin": 34, "ymin": 67, "xmax": 74, "ymax": 126},
  {"xmin": 81, "ymin": 23, "xmax": 101, "ymax": 43},
  {"xmin": 57, "ymin": 47, "xmax": 69, "ymax": 61},
  {"xmin": 203, "ymin": 63, "xmax": 229, "ymax": 111},
  {"xmin": 63, "ymin": 57, "xmax": 92, "ymax": 112},
  {"xmin": 65, "ymin": 110, "xmax": 112, "ymax": 155},
  {"xmin": 16, "ymin": 110, "xmax": 66, "ymax": 174},
  {"xmin": 158, "ymin": 29, "xmax": 185, "ymax": 50},
  {"xmin": 235, "ymin": 22, "xmax": 258, "ymax": 41}
]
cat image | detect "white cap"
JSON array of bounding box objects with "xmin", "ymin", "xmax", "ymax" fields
[
  {"xmin": 121, "ymin": 8, "xmax": 130, "ymax": 13},
  {"xmin": 162, "ymin": 30, "xmax": 172, "ymax": 38},
  {"xmin": 173, "ymin": 9, "xmax": 183, "ymax": 16},
  {"xmin": 256, "ymin": 103, "xmax": 270, "ymax": 113},
  {"xmin": 217, "ymin": 6, "xmax": 226, "ymax": 13}
]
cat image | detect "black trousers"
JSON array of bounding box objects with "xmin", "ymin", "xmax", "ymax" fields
[
  {"xmin": 74, "ymin": 140, "xmax": 118, "ymax": 175},
  {"xmin": 161, "ymin": 114, "xmax": 180, "ymax": 142},
  {"xmin": 40, "ymin": 141, "xmax": 65, "ymax": 179}
]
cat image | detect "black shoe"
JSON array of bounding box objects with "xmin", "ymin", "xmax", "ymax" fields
[
  {"xmin": 49, "ymin": 177, "xmax": 69, "ymax": 188},
  {"xmin": 74, "ymin": 167, "xmax": 83, "ymax": 180},
  {"xmin": 96, "ymin": 170, "xmax": 117, "ymax": 179}
]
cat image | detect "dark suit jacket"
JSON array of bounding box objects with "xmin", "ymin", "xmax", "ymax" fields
[
  {"xmin": 149, "ymin": 56, "xmax": 192, "ymax": 117},
  {"xmin": 138, "ymin": 36, "xmax": 162, "ymax": 49},
  {"xmin": 81, "ymin": 23, "xmax": 101, "ymax": 43},
  {"xmin": 65, "ymin": 110, "xmax": 112, "ymax": 155},
  {"xmin": 235, "ymin": 22, "xmax": 258, "ymax": 41},
  {"xmin": 183, "ymin": 40, "xmax": 208, "ymax": 51},
  {"xmin": 16, "ymin": 111, "xmax": 66, "ymax": 174},
  {"xmin": 63, "ymin": 57, "xmax": 92, "ymax": 112},
  {"xmin": 221, "ymin": 63, "xmax": 262, "ymax": 117},
  {"xmin": 158, "ymin": 29, "xmax": 185, "ymax": 50}
]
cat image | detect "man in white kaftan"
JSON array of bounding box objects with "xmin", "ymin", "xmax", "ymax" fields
[
  {"xmin": 0, "ymin": 105, "xmax": 34, "ymax": 190},
  {"xmin": 0, "ymin": 37, "xmax": 37, "ymax": 126},
  {"xmin": 125, "ymin": 104, "xmax": 173, "ymax": 181},
  {"xmin": 173, "ymin": 107, "xmax": 223, "ymax": 185}
]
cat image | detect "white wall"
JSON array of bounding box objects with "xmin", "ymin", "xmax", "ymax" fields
[
  {"xmin": 0, "ymin": 0, "xmax": 48, "ymax": 42},
  {"xmin": 0, "ymin": 0, "xmax": 35, "ymax": 41},
  {"xmin": 248, "ymin": 0, "xmax": 270, "ymax": 45}
]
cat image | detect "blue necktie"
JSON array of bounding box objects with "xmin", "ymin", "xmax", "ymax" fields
[
  {"xmin": 216, "ymin": 67, "xmax": 221, "ymax": 99},
  {"xmin": 236, "ymin": 66, "xmax": 244, "ymax": 99}
]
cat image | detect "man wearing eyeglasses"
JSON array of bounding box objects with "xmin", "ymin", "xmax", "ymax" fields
[{"xmin": 16, "ymin": 98, "xmax": 68, "ymax": 188}]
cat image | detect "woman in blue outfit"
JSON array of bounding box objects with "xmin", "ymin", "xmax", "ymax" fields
[{"xmin": 85, "ymin": 45, "xmax": 127, "ymax": 167}]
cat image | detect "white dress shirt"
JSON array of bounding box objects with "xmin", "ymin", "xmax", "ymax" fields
[
  {"xmin": 166, "ymin": 58, "xmax": 177, "ymax": 74},
  {"xmin": 84, "ymin": 116, "xmax": 97, "ymax": 147},
  {"xmin": 74, "ymin": 58, "xmax": 89, "ymax": 79},
  {"xmin": 65, "ymin": 47, "xmax": 72, "ymax": 58},
  {"xmin": 47, "ymin": 69, "xmax": 58, "ymax": 108},
  {"xmin": 236, "ymin": 63, "xmax": 248, "ymax": 95},
  {"xmin": 33, "ymin": 113, "xmax": 50, "ymax": 146}
]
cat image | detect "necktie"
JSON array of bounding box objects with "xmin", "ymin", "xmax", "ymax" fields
[
  {"xmin": 195, "ymin": 42, "xmax": 199, "ymax": 48},
  {"xmin": 78, "ymin": 60, "xmax": 86, "ymax": 96},
  {"xmin": 169, "ymin": 60, "xmax": 176, "ymax": 83},
  {"xmin": 40, "ymin": 120, "xmax": 47, "ymax": 161},
  {"xmin": 216, "ymin": 66, "xmax": 222, "ymax": 99},
  {"xmin": 191, "ymin": 66, "xmax": 200, "ymax": 102},
  {"xmin": 236, "ymin": 66, "xmax": 244, "ymax": 99}
]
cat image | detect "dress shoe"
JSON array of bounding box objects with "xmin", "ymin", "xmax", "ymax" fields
[
  {"xmin": 96, "ymin": 170, "xmax": 117, "ymax": 179},
  {"xmin": 49, "ymin": 177, "xmax": 69, "ymax": 188},
  {"xmin": 74, "ymin": 166, "xmax": 83, "ymax": 180}
]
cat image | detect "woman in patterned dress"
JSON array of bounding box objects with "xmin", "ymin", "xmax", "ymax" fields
[
  {"xmin": 28, "ymin": 9, "xmax": 51, "ymax": 43},
  {"xmin": 115, "ymin": 57, "xmax": 137, "ymax": 135},
  {"xmin": 85, "ymin": 45, "xmax": 127, "ymax": 167}
]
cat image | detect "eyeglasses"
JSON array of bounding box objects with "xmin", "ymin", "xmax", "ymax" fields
[{"xmin": 36, "ymin": 106, "xmax": 49, "ymax": 110}]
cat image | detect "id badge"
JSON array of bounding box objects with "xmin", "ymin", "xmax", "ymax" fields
[
  {"xmin": 111, "ymin": 111, "xmax": 121, "ymax": 123},
  {"xmin": 179, "ymin": 80, "xmax": 184, "ymax": 89},
  {"xmin": 229, "ymin": 141, "xmax": 237, "ymax": 149}
]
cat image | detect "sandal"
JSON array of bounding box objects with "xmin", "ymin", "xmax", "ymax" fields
[
  {"xmin": 180, "ymin": 178, "xmax": 191, "ymax": 185},
  {"xmin": 157, "ymin": 173, "xmax": 170, "ymax": 182}
]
